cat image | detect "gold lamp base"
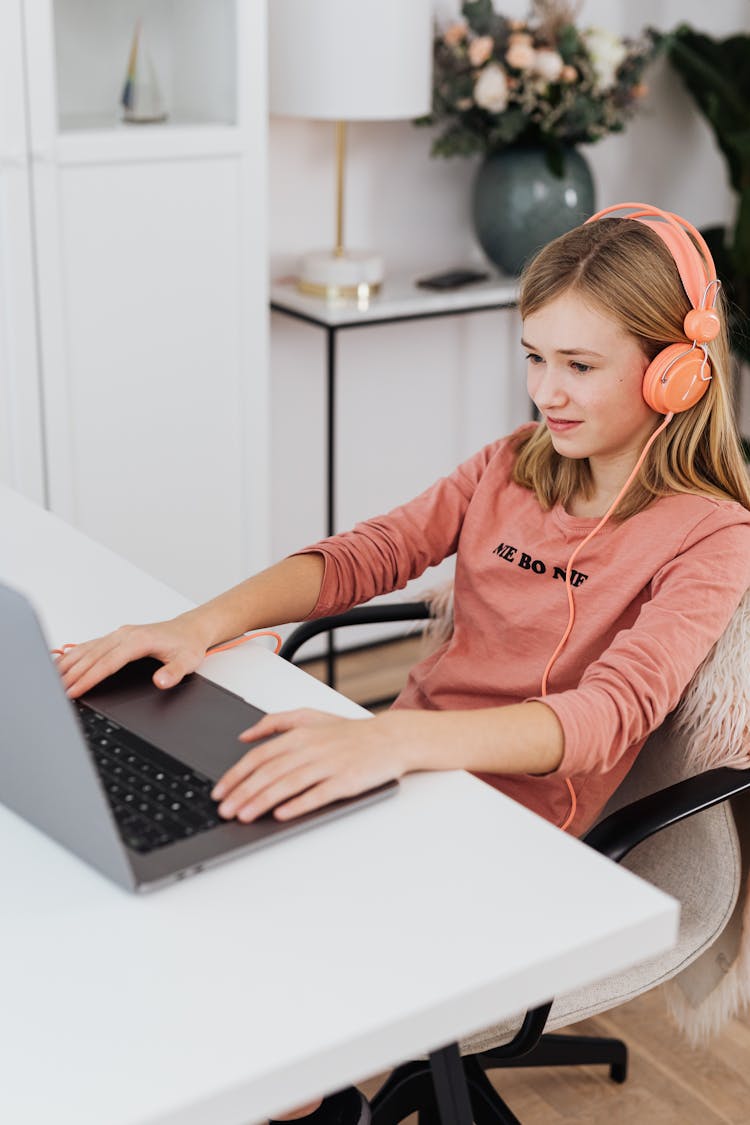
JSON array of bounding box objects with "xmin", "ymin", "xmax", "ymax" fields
[{"xmin": 297, "ymin": 248, "xmax": 384, "ymax": 302}]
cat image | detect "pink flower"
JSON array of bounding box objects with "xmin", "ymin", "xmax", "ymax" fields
[
  {"xmin": 506, "ymin": 40, "xmax": 536, "ymax": 70},
  {"xmin": 443, "ymin": 22, "xmax": 468, "ymax": 48},
  {"xmin": 468, "ymin": 35, "xmax": 494, "ymax": 67},
  {"xmin": 560, "ymin": 64, "xmax": 578, "ymax": 83}
]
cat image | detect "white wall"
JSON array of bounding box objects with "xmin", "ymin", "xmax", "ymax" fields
[{"xmin": 269, "ymin": 0, "xmax": 749, "ymax": 609}]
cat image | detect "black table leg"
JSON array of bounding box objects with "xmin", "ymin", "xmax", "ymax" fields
[
  {"xmin": 325, "ymin": 325, "xmax": 337, "ymax": 688},
  {"xmin": 429, "ymin": 1043, "xmax": 474, "ymax": 1125}
]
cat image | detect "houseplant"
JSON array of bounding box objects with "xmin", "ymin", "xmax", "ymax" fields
[
  {"xmin": 659, "ymin": 25, "xmax": 750, "ymax": 370},
  {"xmin": 418, "ymin": 0, "xmax": 658, "ymax": 273}
]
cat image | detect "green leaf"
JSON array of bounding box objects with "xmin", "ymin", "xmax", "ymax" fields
[
  {"xmin": 666, "ymin": 28, "xmax": 750, "ymax": 194},
  {"xmin": 431, "ymin": 124, "xmax": 486, "ymax": 159},
  {"xmin": 668, "ymin": 26, "xmax": 750, "ymax": 112},
  {"xmin": 487, "ymin": 106, "xmax": 528, "ymax": 147},
  {"xmin": 701, "ymin": 226, "xmax": 750, "ymax": 364},
  {"xmin": 462, "ymin": 0, "xmax": 494, "ymax": 35},
  {"xmin": 731, "ymin": 190, "xmax": 750, "ymax": 279},
  {"xmin": 662, "ymin": 23, "xmax": 750, "ymax": 353},
  {"xmin": 556, "ymin": 25, "xmax": 580, "ymax": 65}
]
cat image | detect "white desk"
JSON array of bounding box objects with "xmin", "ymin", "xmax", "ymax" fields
[{"xmin": 0, "ymin": 485, "xmax": 678, "ymax": 1125}]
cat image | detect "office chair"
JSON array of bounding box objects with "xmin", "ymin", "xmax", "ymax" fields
[{"xmin": 280, "ymin": 604, "xmax": 750, "ymax": 1125}]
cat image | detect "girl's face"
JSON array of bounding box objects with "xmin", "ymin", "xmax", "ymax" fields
[{"xmin": 522, "ymin": 290, "xmax": 658, "ymax": 472}]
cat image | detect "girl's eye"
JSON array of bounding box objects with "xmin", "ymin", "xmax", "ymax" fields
[
  {"xmin": 571, "ymin": 361, "xmax": 592, "ymax": 373},
  {"xmin": 525, "ymin": 352, "xmax": 543, "ymax": 364}
]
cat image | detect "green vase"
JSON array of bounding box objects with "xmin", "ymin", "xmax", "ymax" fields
[{"xmin": 471, "ymin": 146, "xmax": 595, "ymax": 276}]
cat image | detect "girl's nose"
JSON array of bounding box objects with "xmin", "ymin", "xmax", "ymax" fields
[{"xmin": 532, "ymin": 366, "xmax": 568, "ymax": 409}]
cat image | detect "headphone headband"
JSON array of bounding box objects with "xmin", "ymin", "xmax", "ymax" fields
[
  {"xmin": 585, "ymin": 202, "xmax": 717, "ymax": 311},
  {"xmin": 584, "ymin": 202, "xmax": 720, "ymax": 414}
]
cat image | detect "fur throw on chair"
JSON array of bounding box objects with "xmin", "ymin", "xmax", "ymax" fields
[
  {"xmin": 665, "ymin": 588, "xmax": 750, "ymax": 1043},
  {"xmin": 422, "ymin": 582, "xmax": 750, "ymax": 1043}
]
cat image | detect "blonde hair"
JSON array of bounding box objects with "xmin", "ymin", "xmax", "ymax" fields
[{"xmin": 512, "ymin": 217, "xmax": 750, "ymax": 518}]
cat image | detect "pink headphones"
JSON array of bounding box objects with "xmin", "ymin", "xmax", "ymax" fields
[{"xmin": 585, "ymin": 202, "xmax": 721, "ymax": 414}]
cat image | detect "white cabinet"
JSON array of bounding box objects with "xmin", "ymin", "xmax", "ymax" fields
[
  {"xmin": 0, "ymin": 1, "xmax": 45, "ymax": 503},
  {"xmin": 1, "ymin": 0, "xmax": 270, "ymax": 603}
]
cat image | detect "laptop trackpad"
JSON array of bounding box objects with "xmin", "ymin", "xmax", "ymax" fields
[{"xmin": 82, "ymin": 658, "xmax": 268, "ymax": 781}]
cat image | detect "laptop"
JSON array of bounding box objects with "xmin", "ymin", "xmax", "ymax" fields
[{"xmin": 0, "ymin": 582, "xmax": 398, "ymax": 892}]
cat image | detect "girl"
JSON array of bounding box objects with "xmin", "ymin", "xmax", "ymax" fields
[{"xmin": 58, "ymin": 204, "xmax": 750, "ymax": 1124}]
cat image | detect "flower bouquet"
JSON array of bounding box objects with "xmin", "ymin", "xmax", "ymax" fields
[{"xmin": 420, "ymin": 0, "xmax": 658, "ymax": 173}]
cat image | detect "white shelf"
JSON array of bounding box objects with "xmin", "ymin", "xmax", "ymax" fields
[
  {"xmin": 53, "ymin": 0, "xmax": 237, "ymax": 137},
  {"xmin": 56, "ymin": 121, "xmax": 244, "ymax": 166},
  {"xmin": 59, "ymin": 111, "xmax": 235, "ymax": 133}
]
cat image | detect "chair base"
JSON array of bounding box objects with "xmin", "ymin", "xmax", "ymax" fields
[
  {"xmin": 371, "ymin": 1056, "xmax": 522, "ymax": 1125},
  {"xmin": 371, "ymin": 1034, "xmax": 628, "ymax": 1124},
  {"xmin": 479, "ymin": 1031, "xmax": 628, "ymax": 1085}
]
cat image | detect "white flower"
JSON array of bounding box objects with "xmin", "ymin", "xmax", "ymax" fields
[
  {"xmin": 473, "ymin": 63, "xmax": 509, "ymax": 113},
  {"xmin": 583, "ymin": 27, "xmax": 627, "ymax": 90},
  {"xmin": 532, "ymin": 48, "xmax": 564, "ymax": 83}
]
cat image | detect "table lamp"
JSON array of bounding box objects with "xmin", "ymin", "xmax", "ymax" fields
[{"xmin": 269, "ymin": 0, "xmax": 433, "ymax": 301}]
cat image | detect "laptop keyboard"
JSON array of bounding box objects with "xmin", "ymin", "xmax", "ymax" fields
[{"xmin": 75, "ymin": 702, "xmax": 225, "ymax": 854}]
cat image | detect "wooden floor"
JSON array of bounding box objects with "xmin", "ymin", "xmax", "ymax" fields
[{"xmin": 301, "ymin": 636, "xmax": 750, "ymax": 1124}]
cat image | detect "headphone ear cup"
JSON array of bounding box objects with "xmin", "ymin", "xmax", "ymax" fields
[{"xmin": 642, "ymin": 344, "xmax": 712, "ymax": 414}]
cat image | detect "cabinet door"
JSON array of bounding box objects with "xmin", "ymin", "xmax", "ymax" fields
[
  {"xmin": 50, "ymin": 158, "xmax": 254, "ymax": 602},
  {"xmin": 0, "ymin": 0, "xmax": 45, "ymax": 501}
]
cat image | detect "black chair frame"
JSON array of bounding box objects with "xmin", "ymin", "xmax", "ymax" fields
[{"xmin": 280, "ymin": 604, "xmax": 750, "ymax": 1125}]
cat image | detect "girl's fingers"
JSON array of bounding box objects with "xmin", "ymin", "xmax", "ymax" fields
[
  {"xmin": 213, "ymin": 712, "xmax": 400, "ymax": 823},
  {"xmin": 230, "ymin": 763, "xmax": 329, "ymax": 822},
  {"xmin": 211, "ymin": 727, "xmax": 299, "ymax": 801},
  {"xmin": 63, "ymin": 642, "xmax": 139, "ymax": 697},
  {"xmin": 216, "ymin": 746, "xmax": 304, "ymax": 814},
  {"xmin": 151, "ymin": 656, "xmax": 199, "ymax": 690},
  {"xmin": 56, "ymin": 639, "xmax": 108, "ymax": 677},
  {"xmin": 237, "ymin": 709, "xmax": 330, "ymax": 743},
  {"xmin": 64, "ymin": 656, "xmax": 124, "ymax": 699},
  {"xmin": 274, "ymin": 779, "xmax": 350, "ymax": 821},
  {"xmin": 55, "ymin": 623, "xmax": 203, "ymax": 699},
  {"xmin": 60, "ymin": 641, "xmax": 124, "ymax": 697},
  {"xmin": 212, "ymin": 710, "xmax": 331, "ymax": 800}
]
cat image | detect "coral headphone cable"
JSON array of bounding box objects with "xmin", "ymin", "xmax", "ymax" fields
[{"xmin": 546, "ymin": 412, "xmax": 674, "ymax": 832}]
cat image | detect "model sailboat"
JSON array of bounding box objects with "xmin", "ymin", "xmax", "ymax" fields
[{"xmin": 121, "ymin": 20, "xmax": 168, "ymax": 124}]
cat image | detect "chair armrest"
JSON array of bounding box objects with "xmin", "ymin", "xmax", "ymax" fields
[
  {"xmin": 278, "ymin": 602, "xmax": 432, "ymax": 662},
  {"xmin": 479, "ymin": 765, "xmax": 750, "ymax": 1064},
  {"xmin": 584, "ymin": 766, "xmax": 750, "ymax": 864}
]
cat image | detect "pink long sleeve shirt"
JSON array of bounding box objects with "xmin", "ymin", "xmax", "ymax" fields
[{"xmin": 298, "ymin": 427, "xmax": 750, "ymax": 835}]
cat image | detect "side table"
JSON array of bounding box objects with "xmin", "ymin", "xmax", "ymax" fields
[{"xmin": 270, "ymin": 269, "xmax": 520, "ymax": 686}]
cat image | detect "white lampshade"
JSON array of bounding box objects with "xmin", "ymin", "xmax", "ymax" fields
[{"xmin": 269, "ymin": 0, "xmax": 433, "ymax": 122}]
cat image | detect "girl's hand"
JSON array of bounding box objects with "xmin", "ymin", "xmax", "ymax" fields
[
  {"xmin": 212, "ymin": 708, "xmax": 421, "ymax": 822},
  {"xmin": 56, "ymin": 616, "xmax": 212, "ymax": 699}
]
